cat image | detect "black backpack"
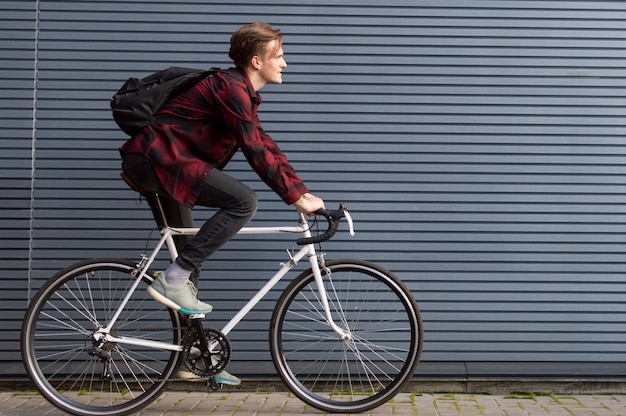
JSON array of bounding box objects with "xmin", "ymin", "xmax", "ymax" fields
[{"xmin": 110, "ymin": 66, "xmax": 220, "ymax": 136}]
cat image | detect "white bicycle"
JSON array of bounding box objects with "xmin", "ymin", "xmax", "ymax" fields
[{"xmin": 21, "ymin": 182, "xmax": 423, "ymax": 416}]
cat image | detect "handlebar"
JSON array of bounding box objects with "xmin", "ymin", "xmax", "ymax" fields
[{"xmin": 296, "ymin": 203, "xmax": 353, "ymax": 245}]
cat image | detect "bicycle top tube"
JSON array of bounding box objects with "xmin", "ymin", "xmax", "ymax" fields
[
  {"xmin": 160, "ymin": 204, "xmax": 353, "ymax": 244},
  {"xmin": 164, "ymin": 224, "xmax": 306, "ymax": 236}
]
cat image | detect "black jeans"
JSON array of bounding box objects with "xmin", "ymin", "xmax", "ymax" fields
[{"xmin": 122, "ymin": 153, "xmax": 258, "ymax": 273}]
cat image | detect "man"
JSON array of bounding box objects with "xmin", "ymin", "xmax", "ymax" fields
[{"xmin": 120, "ymin": 22, "xmax": 325, "ymax": 384}]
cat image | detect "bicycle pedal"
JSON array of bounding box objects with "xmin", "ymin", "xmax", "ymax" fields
[{"xmin": 207, "ymin": 376, "xmax": 221, "ymax": 391}]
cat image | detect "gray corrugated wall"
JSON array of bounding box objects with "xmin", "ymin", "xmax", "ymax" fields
[
  {"xmin": 1, "ymin": 1, "xmax": 36, "ymax": 373},
  {"xmin": 2, "ymin": 0, "xmax": 626, "ymax": 379}
]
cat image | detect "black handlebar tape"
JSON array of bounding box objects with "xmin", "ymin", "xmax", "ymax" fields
[{"xmin": 296, "ymin": 207, "xmax": 344, "ymax": 245}]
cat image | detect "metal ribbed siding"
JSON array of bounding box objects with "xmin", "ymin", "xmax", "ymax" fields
[
  {"xmin": 2, "ymin": 0, "xmax": 626, "ymax": 378},
  {"xmin": 0, "ymin": 1, "xmax": 36, "ymax": 371}
]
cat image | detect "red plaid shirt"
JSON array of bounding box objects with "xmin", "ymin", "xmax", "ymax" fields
[{"xmin": 121, "ymin": 67, "xmax": 309, "ymax": 207}]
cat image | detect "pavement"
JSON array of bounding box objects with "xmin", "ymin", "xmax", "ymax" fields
[{"xmin": 3, "ymin": 388, "xmax": 626, "ymax": 416}]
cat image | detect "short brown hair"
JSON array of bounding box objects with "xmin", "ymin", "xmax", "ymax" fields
[{"xmin": 229, "ymin": 22, "xmax": 283, "ymax": 67}]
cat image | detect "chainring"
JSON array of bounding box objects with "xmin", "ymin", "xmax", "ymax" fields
[{"xmin": 181, "ymin": 326, "xmax": 231, "ymax": 377}]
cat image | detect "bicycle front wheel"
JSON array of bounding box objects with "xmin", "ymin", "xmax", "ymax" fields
[
  {"xmin": 270, "ymin": 259, "xmax": 423, "ymax": 413},
  {"xmin": 21, "ymin": 258, "xmax": 182, "ymax": 416}
]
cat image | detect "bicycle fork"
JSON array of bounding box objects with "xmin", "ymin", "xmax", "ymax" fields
[{"xmin": 309, "ymin": 252, "xmax": 352, "ymax": 340}]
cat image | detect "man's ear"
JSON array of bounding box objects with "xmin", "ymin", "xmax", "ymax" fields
[{"xmin": 251, "ymin": 55, "xmax": 261, "ymax": 70}]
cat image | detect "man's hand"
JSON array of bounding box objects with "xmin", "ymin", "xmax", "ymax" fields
[{"xmin": 292, "ymin": 193, "xmax": 325, "ymax": 216}]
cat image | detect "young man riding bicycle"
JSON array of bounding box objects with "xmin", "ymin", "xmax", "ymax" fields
[{"xmin": 120, "ymin": 22, "xmax": 325, "ymax": 384}]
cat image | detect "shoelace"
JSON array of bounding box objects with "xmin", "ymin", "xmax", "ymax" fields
[{"xmin": 184, "ymin": 280, "xmax": 200, "ymax": 303}]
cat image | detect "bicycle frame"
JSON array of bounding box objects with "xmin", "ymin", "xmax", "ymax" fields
[{"xmin": 99, "ymin": 212, "xmax": 350, "ymax": 352}]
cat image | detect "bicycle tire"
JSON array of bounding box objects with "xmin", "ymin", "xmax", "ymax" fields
[
  {"xmin": 269, "ymin": 259, "xmax": 423, "ymax": 413},
  {"xmin": 21, "ymin": 258, "xmax": 182, "ymax": 416}
]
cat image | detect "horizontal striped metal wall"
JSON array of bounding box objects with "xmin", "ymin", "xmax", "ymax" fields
[
  {"xmin": 0, "ymin": 1, "xmax": 36, "ymax": 373},
  {"xmin": 2, "ymin": 0, "xmax": 626, "ymax": 379}
]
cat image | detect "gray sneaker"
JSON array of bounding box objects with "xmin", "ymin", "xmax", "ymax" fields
[
  {"xmin": 147, "ymin": 272, "xmax": 213, "ymax": 314},
  {"xmin": 176, "ymin": 369, "xmax": 241, "ymax": 386},
  {"xmin": 215, "ymin": 369, "xmax": 241, "ymax": 385}
]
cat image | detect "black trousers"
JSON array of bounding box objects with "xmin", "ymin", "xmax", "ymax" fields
[{"xmin": 122, "ymin": 152, "xmax": 257, "ymax": 283}]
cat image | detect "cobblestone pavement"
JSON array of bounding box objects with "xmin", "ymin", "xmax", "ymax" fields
[{"xmin": 2, "ymin": 390, "xmax": 626, "ymax": 416}]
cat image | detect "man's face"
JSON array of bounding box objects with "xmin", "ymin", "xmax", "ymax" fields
[{"xmin": 258, "ymin": 39, "xmax": 287, "ymax": 84}]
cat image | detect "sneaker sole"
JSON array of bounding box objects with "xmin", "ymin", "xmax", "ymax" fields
[
  {"xmin": 215, "ymin": 371, "xmax": 241, "ymax": 385},
  {"xmin": 215, "ymin": 377, "xmax": 241, "ymax": 386},
  {"xmin": 175, "ymin": 370, "xmax": 241, "ymax": 386},
  {"xmin": 147, "ymin": 286, "xmax": 212, "ymax": 315}
]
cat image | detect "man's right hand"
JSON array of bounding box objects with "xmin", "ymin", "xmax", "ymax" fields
[{"xmin": 292, "ymin": 193, "xmax": 325, "ymax": 216}]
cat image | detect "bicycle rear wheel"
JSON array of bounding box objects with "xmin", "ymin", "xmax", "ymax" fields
[
  {"xmin": 21, "ymin": 258, "xmax": 182, "ymax": 416},
  {"xmin": 270, "ymin": 259, "xmax": 423, "ymax": 413}
]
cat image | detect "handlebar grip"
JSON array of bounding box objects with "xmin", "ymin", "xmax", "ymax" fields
[{"xmin": 296, "ymin": 207, "xmax": 344, "ymax": 245}]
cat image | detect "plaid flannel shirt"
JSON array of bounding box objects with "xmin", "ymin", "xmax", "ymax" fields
[{"xmin": 121, "ymin": 67, "xmax": 308, "ymax": 207}]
